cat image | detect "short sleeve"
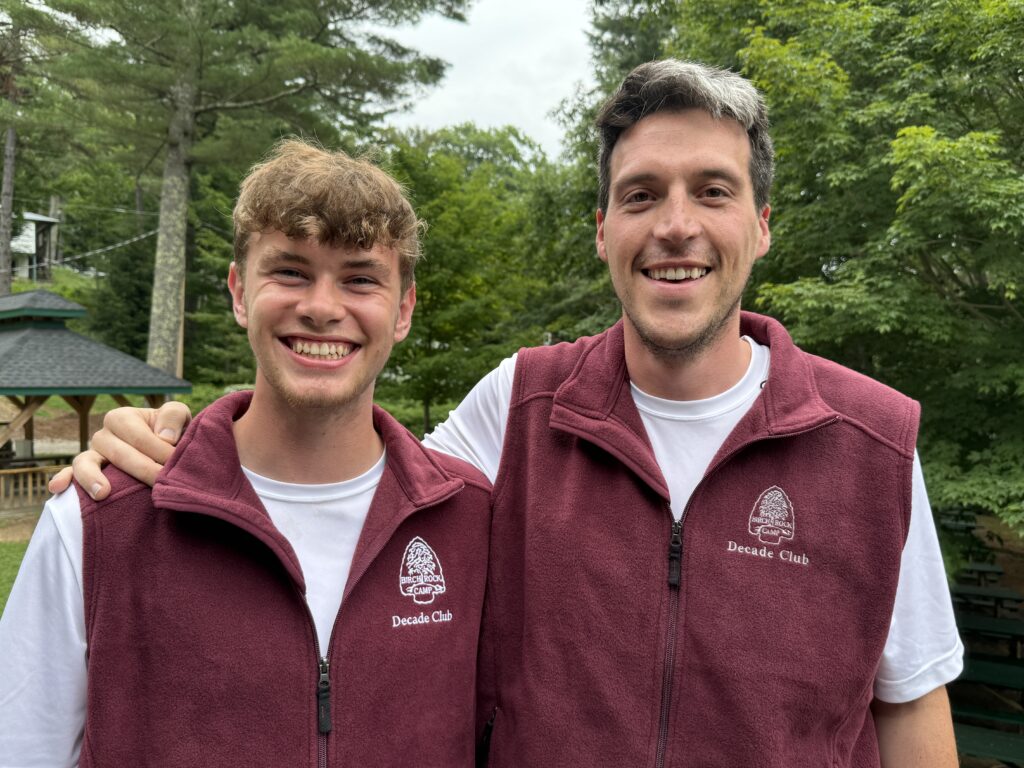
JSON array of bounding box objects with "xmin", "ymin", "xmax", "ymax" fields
[
  {"xmin": 422, "ymin": 354, "xmax": 517, "ymax": 483},
  {"xmin": 873, "ymin": 452, "xmax": 964, "ymax": 703}
]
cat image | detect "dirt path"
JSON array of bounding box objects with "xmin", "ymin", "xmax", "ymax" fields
[{"xmin": 0, "ymin": 514, "xmax": 39, "ymax": 542}]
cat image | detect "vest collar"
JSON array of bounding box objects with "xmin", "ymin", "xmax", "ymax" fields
[
  {"xmin": 152, "ymin": 390, "xmax": 464, "ymax": 593},
  {"xmin": 549, "ymin": 312, "xmax": 840, "ymax": 498}
]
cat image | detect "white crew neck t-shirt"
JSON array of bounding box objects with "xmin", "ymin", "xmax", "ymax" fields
[{"xmin": 242, "ymin": 454, "xmax": 384, "ymax": 652}]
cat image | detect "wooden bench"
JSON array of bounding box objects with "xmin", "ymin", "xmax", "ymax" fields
[{"xmin": 958, "ymin": 614, "xmax": 1024, "ymax": 656}]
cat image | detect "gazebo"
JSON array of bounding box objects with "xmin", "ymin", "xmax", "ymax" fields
[{"xmin": 0, "ymin": 289, "xmax": 191, "ymax": 459}]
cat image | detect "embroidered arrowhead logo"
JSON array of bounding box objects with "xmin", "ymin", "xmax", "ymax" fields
[
  {"xmin": 399, "ymin": 537, "xmax": 447, "ymax": 605},
  {"xmin": 748, "ymin": 486, "xmax": 795, "ymax": 545}
]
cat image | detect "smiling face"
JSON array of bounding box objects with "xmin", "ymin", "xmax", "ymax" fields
[
  {"xmin": 229, "ymin": 231, "xmax": 415, "ymax": 416},
  {"xmin": 596, "ymin": 108, "xmax": 771, "ymax": 381}
]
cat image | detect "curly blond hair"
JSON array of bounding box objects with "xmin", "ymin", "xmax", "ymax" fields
[{"xmin": 233, "ymin": 138, "xmax": 422, "ymax": 290}]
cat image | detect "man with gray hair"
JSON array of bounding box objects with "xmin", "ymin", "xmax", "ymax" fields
[{"xmin": 55, "ymin": 60, "xmax": 961, "ymax": 766}]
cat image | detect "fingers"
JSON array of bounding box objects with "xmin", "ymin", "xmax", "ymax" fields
[
  {"xmin": 70, "ymin": 450, "xmax": 111, "ymax": 500},
  {"xmin": 47, "ymin": 466, "xmax": 75, "ymax": 495},
  {"xmin": 151, "ymin": 401, "xmax": 193, "ymax": 445},
  {"xmin": 49, "ymin": 402, "xmax": 195, "ymax": 501},
  {"xmin": 89, "ymin": 425, "xmax": 173, "ymax": 489},
  {"xmin": 102, "ymin": 407, "xmax": 181, "ymax": 464}
]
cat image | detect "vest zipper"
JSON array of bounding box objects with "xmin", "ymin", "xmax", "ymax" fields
[
  {"xmin": 317, "ymin": 656, "xmax": 331, "ymax": 767},
  {"xmin": 655, "ymin": 518, "xmax": 683, "ymax": 768},
  {"xmin": 291, "ymin": 588, "xmax": 332, "ymax": 768}
]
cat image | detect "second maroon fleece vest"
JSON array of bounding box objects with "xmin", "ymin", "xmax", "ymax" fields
[{"xmin": 478, "ymin": 313, "xmax": 917, "ymax": 768}]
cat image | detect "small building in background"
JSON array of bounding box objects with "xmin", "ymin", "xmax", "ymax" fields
[{"xmin": 11, "ymin": 212, "xmax": 61, "ymax": 282}]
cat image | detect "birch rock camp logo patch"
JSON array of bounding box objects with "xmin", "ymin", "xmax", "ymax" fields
[
  {"xmin": 748, "ymin": 486, "xmax": 795, "ymax": 545},
  {"xmin": 725, "ymin": 486, "xmax": 809, "ymax": 566},
  {"xmin": 399, "ymin": 537, "xmax": 447, "ymax": 605}
]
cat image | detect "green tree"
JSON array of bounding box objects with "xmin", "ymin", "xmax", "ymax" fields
[
  {"xmin": 380, "ymin": 125, "xmax": 542, "ymax": 432},
  {"xmin": 668, "ymin": 0, "xmax": 1024, "ymax": 531},
  {"xmin": 0, "ymin": 3, "xmax": 71, "ymax": 295},
  {"xmin": 41, "ymin": 0, "xmax": 471, "ymax": 376}
]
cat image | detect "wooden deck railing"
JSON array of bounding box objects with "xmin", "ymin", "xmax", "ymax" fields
[{"xmin": 0, "ymin": 465, "xmax": 67, "ymax": 511}]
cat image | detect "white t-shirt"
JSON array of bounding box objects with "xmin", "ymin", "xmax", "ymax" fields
[
  {"xmin": 0, "ymin": 456, "xmax": 383, "ymax": 768},
  {"xmin": 422, "ymin": 344, "xmax": 964, "ymax": 704}
]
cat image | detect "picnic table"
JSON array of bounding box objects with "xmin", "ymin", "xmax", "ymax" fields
[
  {"xmin": 958, "ymin": 561, "xmax": 1006, "ymax": 586},
  {"xmin": 958, "ymin": 613, "xmax": 1024, "ymax": 657},
  {"xmin": 953, "ymin": 584, "xmax": 1024, "ymax": 617}
]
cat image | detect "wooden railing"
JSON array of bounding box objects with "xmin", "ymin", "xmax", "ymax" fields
[{"xmin": 0, "ymin": 465, "xmax": 67, "ymax": 512}]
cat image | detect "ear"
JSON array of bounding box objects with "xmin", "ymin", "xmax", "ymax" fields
[
  {"xmin": 228, "ymin": 262, "xmax": 248, "ymax": 329},
  {"xmin": 393, "ymin": 282, "xmax": 416, "ymax": 343},
  {"xmin": 595, "ymin": 209, "xmax": 608, "ymax": 264},
  {"xmin": 755, "ymin": 205, "xmax": 772, "ymax": 260}
]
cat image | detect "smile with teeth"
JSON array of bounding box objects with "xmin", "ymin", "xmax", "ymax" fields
[
  {"xmin": 290, "ymin": 339, "xmax": 354, "ymax": 360},
  {"xmin": 646, "ymin": 266, "xmax": 709, "ymax": 281}
]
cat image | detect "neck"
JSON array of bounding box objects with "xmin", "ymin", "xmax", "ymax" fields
[
  {"xmin": 623, "ymin": 320, "xmax": 751, "ymax": 402},
  {"xmin": 232, "ymin": 382, "xmax": 383, "ymax": 484}
]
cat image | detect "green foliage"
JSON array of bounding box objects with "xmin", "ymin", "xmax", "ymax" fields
[
  {"xmin": 379, "ymin": 125, "xmax": 546, "ymax": 431},
  {"xmin": 0, "ymin": 540, "xmax": 29, "ymax": 617},
  {"xmin": 376, "ymin": 397, "xmax": 459, "ymax": 439},
  {"xmin": 174, "ymin": 383, "xmax": 251, "ymax": 415}
]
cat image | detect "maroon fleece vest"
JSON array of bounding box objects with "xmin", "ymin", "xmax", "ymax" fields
[
  {"xmin": 79, "ymin": 392, "xmax": 491, "ymax": 768},
  {"xmin": 478, "ymin": 313, "xmax": 918, "ymax": 767}
]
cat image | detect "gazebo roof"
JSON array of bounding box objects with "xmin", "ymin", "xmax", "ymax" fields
[
  {"xmin": 0, "ymin": 290, "xmax": 87, "ymax": 321},
  {"xmin": 0, "ymin": 290, "xmax": 190, "ymax": 396},
  {"xmin": 0, "ymin": 327, "xmax": 190, "ymax": 395}
]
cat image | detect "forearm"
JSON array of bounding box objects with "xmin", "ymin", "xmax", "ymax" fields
[{"xmin": 872, "ymin": 686, "xmax": 957, "ymax": 768}]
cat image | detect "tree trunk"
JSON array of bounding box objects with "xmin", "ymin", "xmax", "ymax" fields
[
  {"xmin": 0, "ymin": 125, "xmax": 16, "ymax": 296},
  {"xmin": 45, "ymin": 194, "xmax": 62, "ymax": 275},
  {"xmin": 146, "ymin": 83, "xmax": 195, "ymax": 377}
]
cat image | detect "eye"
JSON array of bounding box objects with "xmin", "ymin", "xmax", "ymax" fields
[
  {"xmin": 623, "ymin": 190, "xmax": 654, "ymax": 205},
  {"xmin": 272, "ymin": 267, "xmax": 307, "ymax": 282},
  {"xmin": 700, "ymin": 186, "xmax": 731, "ymax": 202},
  {"xmin": 347, "ymin": 275, "xmax": 380, "ymax": 289}
]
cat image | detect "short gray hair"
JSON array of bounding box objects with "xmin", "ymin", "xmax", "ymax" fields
[{"xmin": 595, "ymin": 60, "xmax": 775, "ymax": 211}]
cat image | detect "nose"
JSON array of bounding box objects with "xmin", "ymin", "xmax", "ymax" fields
[
  {"xmin": 653, "ymin": 190, "xmax": 703, "ymax": 244},
  {"xmin": 296, "ymin": 277, "xmax": 345, "ymax": 327}
]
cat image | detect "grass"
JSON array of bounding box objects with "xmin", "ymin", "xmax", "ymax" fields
[{"xmin": 0, "ymin": 540, "xmax": 29, "ymax": 618}]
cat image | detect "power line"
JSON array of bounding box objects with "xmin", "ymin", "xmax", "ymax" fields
[
  {"xmin": 59, "ymin": 228, "xmax": 159, "ymax": 264},
  {"xmin": 0, "ymin": 228, "xmax": 160, "ymax": 276}
]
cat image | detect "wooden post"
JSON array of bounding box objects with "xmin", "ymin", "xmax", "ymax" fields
[{"xmin": 62, "ymin": 395, "xmax": 97, "ymax": 451}]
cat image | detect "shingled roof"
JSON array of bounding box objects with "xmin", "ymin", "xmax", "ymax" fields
[
  {"xmin": 0, "ymin": 290, "xmax": 190, "ymax": 396},
  {"xmin": 0, "ymin": 289, "xmax": 86, "ymax": 320}
]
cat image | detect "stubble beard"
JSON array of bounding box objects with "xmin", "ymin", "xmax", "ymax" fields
[
  {"xmin": 627, "ymin": 293, "xmax": 743, "ymax": 362},
  {"xmin": 254, "ymin": 343, "xmax": 374, "ymax": 416}
]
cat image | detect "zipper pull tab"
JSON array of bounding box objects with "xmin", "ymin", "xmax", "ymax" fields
[
  {"xmin": 317, "ymin": 657, "xmax": 332, "ymax": 733},
  {"xmin": 667, "ymin": 520, "xmax": 683, "ymax": 588}
]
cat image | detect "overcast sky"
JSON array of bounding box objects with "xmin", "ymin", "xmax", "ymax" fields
[{"xmin": 383, "ymin": 0, "xmax": 596, "ymax": 157}]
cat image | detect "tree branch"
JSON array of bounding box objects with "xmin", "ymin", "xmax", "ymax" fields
[{"xmin": 196, "ymin": 79, "xmax": 316, "ymax": 114}]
